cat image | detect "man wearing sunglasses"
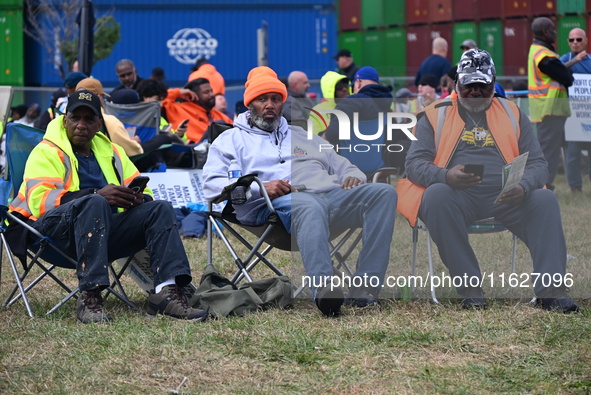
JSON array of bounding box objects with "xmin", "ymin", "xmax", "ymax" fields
[
  {"xmin": 527, "ymin": 17, "xmax": 574, "ymax": 191},
  {"xmin": 561, "ymin": 29, "xmax": 591, "ymax": 73},
  {"xmin": 560, "ymin": 28, "xmax": 591, "ymax": 192}
]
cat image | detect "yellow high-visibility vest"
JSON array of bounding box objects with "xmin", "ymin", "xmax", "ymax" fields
[{"xmin": 527, "ymin": 44, "xmax": 570, "ymax": 122}]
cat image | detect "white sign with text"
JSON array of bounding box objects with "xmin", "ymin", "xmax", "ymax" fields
[{"xmin": 565, "ymin": 73, "xmax": 591, "ymax": 142}]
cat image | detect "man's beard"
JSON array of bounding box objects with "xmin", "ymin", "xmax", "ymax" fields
[
  {"xmin": 124, "ymin": 77, "xmax": 136, "ymax": 89},
  {"xmin": 200, "ymin": 97, "xmax": 216, "ymax": 111},
  {"xmin": 249, "ymin": 107, "xmax": 281, "ymax": 131},
  {"xmin": 458, "ymin": 95, "xmax": 493, "ymax": 113}
]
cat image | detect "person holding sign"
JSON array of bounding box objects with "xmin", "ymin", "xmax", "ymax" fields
[
  {"xmin": 560, "ymin": 27, "xmax": 591, "ymax": 193},
  {"xmin": 398, "ymin": 49, "xmax": 578, "ymax": 313}
]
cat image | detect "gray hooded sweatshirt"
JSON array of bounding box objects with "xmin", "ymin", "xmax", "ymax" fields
[{"xmin": 203, "ymin": 111, "xmax": 365, "ymax": 225}]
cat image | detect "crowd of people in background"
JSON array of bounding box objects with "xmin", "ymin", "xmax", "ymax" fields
[
  {"xmin": 2, "ymin": 15, "xmax": 586, "ymax": 321},
  {"xmin": 6, "ymin": 18, "xmax": 590, "ymax": 191},
  {"xmin": 6, "ymin": 15, "xmax": 590, "ymax": 191}
]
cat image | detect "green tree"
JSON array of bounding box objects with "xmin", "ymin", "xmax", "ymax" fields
[{"xmin": 24, "ymin": 0, "xmax": 120, "ymax": 80}]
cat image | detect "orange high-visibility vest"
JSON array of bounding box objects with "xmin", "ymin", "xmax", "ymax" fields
[{"xmin": 396, "ymin": 97, "xmax": 521, "ymax": 227}]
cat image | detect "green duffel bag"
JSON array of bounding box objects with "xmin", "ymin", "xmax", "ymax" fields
[
  {"xmin": 191, "ymin": 265, "xmax": 293, "ymax": 318},
  {"xmin": 237, "ymin": 275, "xmax": 294, "ymax": 310}
]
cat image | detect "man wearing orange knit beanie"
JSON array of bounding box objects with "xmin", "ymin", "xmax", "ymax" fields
[{"xmin": 203, "ymin": 66, "xmax": 397, "ymax": 317}]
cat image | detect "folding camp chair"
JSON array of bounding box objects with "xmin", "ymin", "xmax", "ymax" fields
[
  {"xmin": 206, "ymin": 175, "xmax": 360, "ymax": 297},
  {"xmin": 410, "ymin": 218, "xmax": 518, "ymax": 304},
  {"xmin": 104, "ymin": 100, "xmax": 161, "ymax": 143},
  {"xmin": 104, "ymin": 100, "xmax": 198, "ymax": 171},
  {"xmin": 0, "ymin": 123, "xmax": 137, "ymax": 317}
]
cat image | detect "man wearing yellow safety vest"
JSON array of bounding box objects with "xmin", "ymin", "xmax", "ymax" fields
[
  {"xmin": 9, "ymin": 90, "xmax": 207, "ymax": 324},
  {"xmin": 397, "ymin": 49, "xmax": 578, "ymax": 313},
  {"xmin": 528, "ymin": 17, "xmax": 574, "ymax": 190}
]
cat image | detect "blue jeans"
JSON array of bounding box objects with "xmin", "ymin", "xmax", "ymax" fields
[
  {"xmin": 565, "ymin": 141, "xmax": 591, "ymax": 189},
  {"xmin": 32, "ymin": 194, "xmax": 192, "ymax": 292},
  {"xmin": 255, "ymin": 184, "xmax": 397, "ymax": 298}
]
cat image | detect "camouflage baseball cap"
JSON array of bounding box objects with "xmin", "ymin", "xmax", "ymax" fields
[{"xmin": 456, "ymin": 49, "xmax": 496, "ymax": 85}]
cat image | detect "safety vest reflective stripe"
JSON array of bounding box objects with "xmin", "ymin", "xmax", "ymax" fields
[
  {"xmin": 10, "ymin": 140, "xmax": 127, "ymax": 220},
  {"xmin": 434, "ymin": 98, "xmax": 451, "ymax": 150},
  {"xmin": 528, "ymin": 44, "xmax": 570, "ymax": 121},
  {"xmin": 113, "ymin": 145, "xmax": 136, "ymax": 186},
  {"xmin": 529, "ymin": 47, "xmax": 554, "ymax": 94}
]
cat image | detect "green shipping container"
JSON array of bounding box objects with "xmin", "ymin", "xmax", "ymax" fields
[
  {"xmin": 0, "ymin": 9, "xmax": 24, "ymax": 86},
  {"xmin": 383, "ymin": 28, "xmax": 406, "ymax": 76},
  {"xmin": 362, "ymin": 30, "xmax": 387, "ymax": 75},
  {"xmin": 384, "ymin": 0, "xmax": 405, "ymax": 27},
  {"xmin": 0, "ymin": 0, "xmax": 22, "ymax": 8},
  {"xmin": 452, "ymin": 22, "xmax": 477, "ymax": 63},
  {"xmin": 338, "ymin": 31, "xmax": 365, "ymax": 66},
  {"xmin": 479, "ymin": 20, "xmax": 504, "ymax": 77},
  {"xmin": 557, "ymin": 15, "xmax": 585, "ymax": 56},
  {"xmin": 556, "ymin": 0, "xmax": 585, "ymax": 15},
  {"xmin": 361, "ymin": 0, "xmax": 384, "ymax": 29}
]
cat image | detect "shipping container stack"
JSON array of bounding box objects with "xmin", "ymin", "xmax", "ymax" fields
[
  {"xmin": 0, "ymin": 0, "xmax": 24, "ymax": 87},
  {"xmin": 337, "ymin": 0, "xmax": 591, "ymax": 90}
]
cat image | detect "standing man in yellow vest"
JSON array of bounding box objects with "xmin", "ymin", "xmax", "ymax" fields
[
  {"xmin": 528, "ymin": 17, "xmax": 574, "ymax": 190},
  {"xmin": 397, "ymin": 49, "xmax": 578, "ymax": 313}
]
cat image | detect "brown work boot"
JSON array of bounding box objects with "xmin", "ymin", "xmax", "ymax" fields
[
  {"xmin": 76, "ymin": 289, "xmax": 112, "ymax": 324},
  {"xmin": 147, "ymin": 285, "xmax": 208, "ymax": 321}
]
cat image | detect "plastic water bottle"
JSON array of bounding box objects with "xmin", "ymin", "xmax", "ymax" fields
[{"xmin": 228, "ymin": 159, "xmax": 247, "ymax": 205}]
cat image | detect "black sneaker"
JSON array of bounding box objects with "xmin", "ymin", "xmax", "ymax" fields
[
  {"xmin": 345, "ymin": 290, "xmax": 381, "ymax": 308},
  {"xmin": 147, "ymin": 285, "xmax": 208, "ymax": 321},
  {"xmin": 535, "ymin": 297, "xmax": 579, "ymax": 313},
  {"xmin": 76, "ymin": 289, "xmax": 112, "ymax": 324},
  {"xmin": 314, "ymin": 286, "xmax": 344, "ymax": 317},
  {"xmin": 458, "ymin": 286, "xmax": 486, "ymax": 310},
  {"xmin": 461, "ymin": 297, "xmax": 488, "ymax": 310}
]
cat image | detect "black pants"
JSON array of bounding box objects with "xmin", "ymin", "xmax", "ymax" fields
[
  {"xmin": 32, "ymin": 195, "xmax": 191, "ymax": 291},
  {"xmin": 536, "ymin": 115, "xmax": 567, "ymax": 187}
]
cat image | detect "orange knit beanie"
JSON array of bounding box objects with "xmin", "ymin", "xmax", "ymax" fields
[{"xmin": 243, "ymin": 66, "xmax": 287, "ymax": 106}]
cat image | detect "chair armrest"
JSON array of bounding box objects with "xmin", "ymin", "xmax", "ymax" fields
[
  {"xmin": 0, "ymin": 205, "xmax": 45, "ymax": 239},
  {"xmin": 211, "ymin": 174, "xmax": 256, "ymax": 204},
  {"xmin": 372, "ymin": 167, "xmax": 399, "ymax": 184},
  {"xmin": 210, "ymin": 174, "xmax": 277, "ymax": 216}
]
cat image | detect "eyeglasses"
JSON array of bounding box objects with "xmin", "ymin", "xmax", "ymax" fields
[{"xmin": 569, "ymin": 38, "xmax": 584, "ymax": 43}]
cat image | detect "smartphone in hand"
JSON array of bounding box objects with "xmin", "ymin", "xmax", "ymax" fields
[
  {"xmin": 464, "ymin": 164, "xmax": 484, "ymax": 179},
  {"xmin": 127, "ymin": 176, "xmax": 150, "ymax": 193}
]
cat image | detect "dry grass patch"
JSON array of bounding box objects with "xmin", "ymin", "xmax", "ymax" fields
[{"xmin": 1, "ymin": 174, "xmax": 590, "ymax": 393}]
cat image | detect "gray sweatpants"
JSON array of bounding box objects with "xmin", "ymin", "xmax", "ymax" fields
[{"xmin": 419, "ymin": 183, "xmax": 567, "ymax": 298}]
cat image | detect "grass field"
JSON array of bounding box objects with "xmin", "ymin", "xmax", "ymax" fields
[{"xmin": 1, "ymin": 173, "xmax": 590, "ymax": 394}]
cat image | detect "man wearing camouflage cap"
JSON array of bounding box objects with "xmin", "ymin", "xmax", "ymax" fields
[{"xmin": 398, "ymin": 49, "xmax": 578, "ymax": 313}]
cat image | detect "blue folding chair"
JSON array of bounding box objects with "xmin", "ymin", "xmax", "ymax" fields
[
  {"xmin": 104, "ymin": 100, "xmax": 161, "ymax": 143},
  {"xmin": 0, "ymin": 123, "xmax": 136, "ymax": 316},
  {"xmin": 104, "ymin": 100, "xmax": 199, "ymax": 171}
]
